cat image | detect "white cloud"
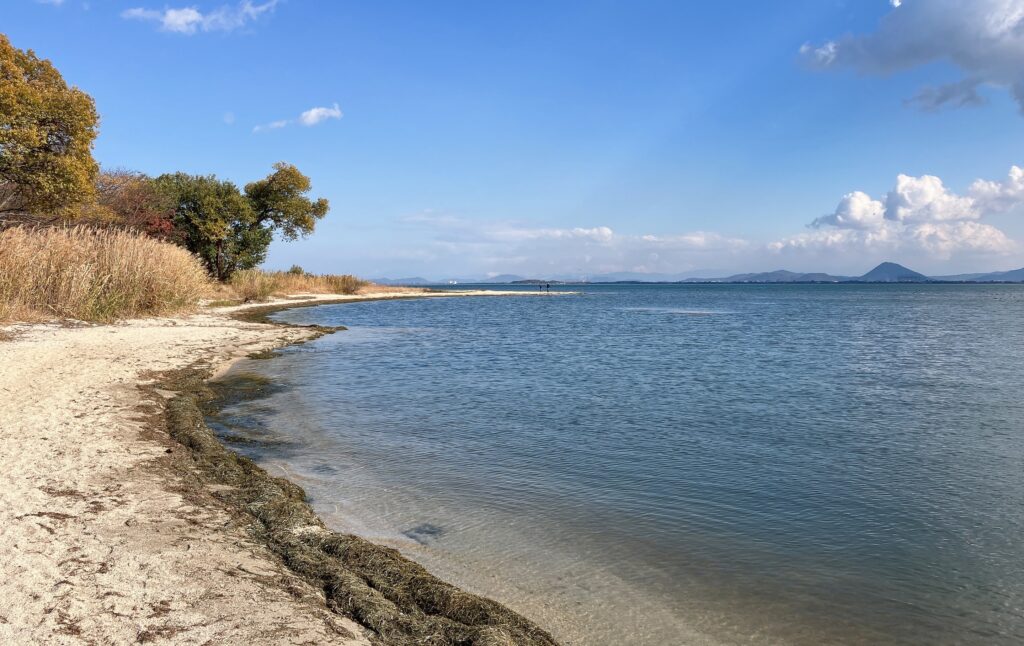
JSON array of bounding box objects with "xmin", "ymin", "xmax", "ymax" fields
[
  {"xmin": 222, "ymin": 111, "xmax": 235, "ymax": 125},
  {"xmin": 252, "ymin": 119, "xmax": 288, "ymax": 133},
  {"xmin": 400, "ymin": 213, "xmax": 751, "ymax": 277},
  {"xmin": 801, "ymin": 0, "xmax": 1024, "ymax": 112},
  {"xmin": 970, "ymin": 165, "xmax": 1024, "ymax": 212},
  {"xmin": 122, "ymin": 1, "xmax": 278, "ymax": 34},
  {"xmin": 253, "ymin": 103, "xmax": 343, "ymax": 133},
  {"xmin": 885, "ymin": 174, "xmax": 978, "ymax": 223},
  {"xmin": 771, "ymin": 221, "xmax": 1013, "ymax": 259},
  {"xmin": 776, "ymin": 165, "xmax": 1024, "ymax": 259},
  {"xmin": 299, "ymin": 103, "xmax": 343, "ymax": 126},
  {"xmin": 812, "ymin": 191, "xmax": 885, "ymax": 229}
]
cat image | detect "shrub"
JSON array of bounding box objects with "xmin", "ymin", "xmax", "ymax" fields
[{"xmin": 0, "ymin": 226, "xmax": 211, "ymax": 322}]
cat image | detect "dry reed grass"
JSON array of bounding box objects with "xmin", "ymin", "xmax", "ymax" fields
[
  {"xmin": 0, "ymin": 226, "xmax": 211, "ymax": 322},
  {"xmin": 227, "ymin": 268, "xmax": 368, "ymax": 303}
]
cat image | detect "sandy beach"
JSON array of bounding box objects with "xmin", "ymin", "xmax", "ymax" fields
[{"xmin": 0, "ymin": 290, "xmax": 556, "ymax": 645}]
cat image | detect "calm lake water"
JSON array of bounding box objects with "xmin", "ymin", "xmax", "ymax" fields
[{"xmin": 215, "ymin": 284, "xmax": 1024, "ymax": 645}]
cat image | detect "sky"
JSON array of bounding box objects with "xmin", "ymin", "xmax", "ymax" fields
[{"xmin": 7, "ymin": 0, "xmax": 1024, "ymax": 279}]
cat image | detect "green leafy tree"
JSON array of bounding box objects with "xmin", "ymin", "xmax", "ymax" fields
[
  {"xmin": 244, "ymin": 162, "xmax": 329, "ymax": 238},
  {"xmin": 0, "ymin": 34, "xmax": 99, "ymax": 216},
  {"xmin": 157, "ymin": 163, "xmax": 328, "ymax": 280},
  {"xmin": 155, "ymin": 173, "xmax": 261, "ymax": 280}
]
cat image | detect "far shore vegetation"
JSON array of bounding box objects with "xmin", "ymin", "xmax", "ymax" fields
[{"xmin": 0, "ymin": 33, "xmax": 363, "ymax": 322}]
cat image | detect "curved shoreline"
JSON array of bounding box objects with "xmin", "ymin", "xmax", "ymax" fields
[
  {"xmin": 0, "ymin": 289, "xmax": 560, "ymax": 645},
  {"xmin": 176, "ymin": 293, "xmax": 560, "ymax": 645}
]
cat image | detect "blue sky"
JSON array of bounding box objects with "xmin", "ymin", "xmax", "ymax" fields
[{"xmin": 8, "ymin": 0, "xmax": 1024, "ymax": 278}]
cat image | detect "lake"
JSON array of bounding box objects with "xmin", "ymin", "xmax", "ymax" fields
[{"xmin": 213, "ymin": 284, "xmax": 1024, "ymax": 645}]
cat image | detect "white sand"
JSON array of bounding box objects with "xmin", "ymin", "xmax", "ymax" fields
[{"xmin": 0, "ymin": 289, "xmax": 538, "ymax": 645}]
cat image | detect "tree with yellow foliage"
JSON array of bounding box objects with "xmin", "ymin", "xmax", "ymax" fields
[{"xmin": 0, "ymin": 34, "xmax": 99, "ymax": 217}]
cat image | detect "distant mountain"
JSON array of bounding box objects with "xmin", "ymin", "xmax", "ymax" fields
[{"xmin": 856, "ymin": 262, "xmax": 930, "ymax": 283}]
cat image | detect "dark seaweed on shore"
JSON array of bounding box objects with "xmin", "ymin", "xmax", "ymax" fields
[{"xmin": 157, "ymin": 365, "xmax": 559, "ymax": 646}]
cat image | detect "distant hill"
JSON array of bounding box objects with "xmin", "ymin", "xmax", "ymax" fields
[
  {"xmin": 587, "ymin": 271, "xmax": 722, "ymax": 282},
  {"xmin": 480, "ymin": 274, "xmax": 527, "ymax": 283},
  {"xmin": 856, "ymin": 262, "xmax": 930, "ymax": 283},
  {"xmin": 970, "ymin": 267, "xmax": 1024, "ymax": 282},
  {"xmin": 930, "ymin": 272, "xmax": 988, "ymax": 282},
  {"xmin": 694, "ymin": 269, "xmax": 848, "ymax": 283},
  {"xmin": 511, "ymin": 279, "xmax": 568, "ymax": 285}
]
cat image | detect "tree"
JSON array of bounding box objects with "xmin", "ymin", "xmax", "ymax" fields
[
  {"xmin": 244, "ymin": 162, "xmax": 329, "ymax": 238},
  {"xmin": 0, "ymin": 34, "xmax": 99, "ymax": 217},
  {"xmin": 157, "ymin": 163, "xmax": 329, "ymax": 280},
  {"xmin": 155, "ymin": 173, "xmax": 260, "ymax": 280},
  {"xmin": 89, "ymin": 169, "xmax": 177, "ymax": 239}
]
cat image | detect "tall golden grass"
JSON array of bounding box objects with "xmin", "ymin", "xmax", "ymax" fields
[
  {"xmin": 0, "ymin": 226, "xmax": 211, "ymax": 322},
  {"xmin": 227, "ymin": 268, "xmax": 368, "ymax": 302}
]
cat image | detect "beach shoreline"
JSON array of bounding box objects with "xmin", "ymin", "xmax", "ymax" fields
[{"xmin": 0, "ymin": 289, "xmax": 559, "ymax": 645}]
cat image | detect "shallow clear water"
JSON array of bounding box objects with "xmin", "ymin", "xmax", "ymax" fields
[{"xmin": 216, "ymin": 284, "xmax": 1024, "ymax": 645}]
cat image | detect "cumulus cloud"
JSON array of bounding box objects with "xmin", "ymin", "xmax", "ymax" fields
[
  {"xmin": 122, "ymin": 0, "xmax": 278, "ymax": 34},
  {"xmin": 253, "ymin": 104, "xmax": 343, "ymax": 133},
  {"xmin": 812, "ymin": 191, "xmax": 885, "ymax": 229},
  {"xmin": 970, "ymin": 165, "xmax": 1024, "ymax": 212},
  {"xmin": 776, "ymin": 165, "xmax": 1024, "ymax": 259},
  {"xmin": 801, "ymin": 0, "xmax": 1024, "ymax": 112},
  {"xmin": 884, "ymin": 174, "xmax": 978, "ymax": 222},
  {"xmin": 771, "ymin": 220, "xmax": 1013, "ymax": 259}
]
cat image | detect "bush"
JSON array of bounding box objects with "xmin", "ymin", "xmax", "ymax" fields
[{"xmin": 0, "ymin": 226, "xmax": 211, "ymax": 322}]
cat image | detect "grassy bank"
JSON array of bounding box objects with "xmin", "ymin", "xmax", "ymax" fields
[
  {"xmin": 226, "ymin": 268, "xmax": 368, "ymax": 303},
  {"xmin": 0, "ymin": 226, "xmax": 210, "ymax": 322},
  {"xmin": 0, "ymin": 226, "xmax": 376, "ymax": 323}
]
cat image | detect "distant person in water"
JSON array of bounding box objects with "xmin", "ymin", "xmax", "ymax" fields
[{"xmin": 545, "ymin": 283, "xmax": 551, "ymax": 292}]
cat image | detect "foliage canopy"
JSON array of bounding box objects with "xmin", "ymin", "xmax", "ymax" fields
[
  {"xmin": 156, "ymin": 163, "xmax": 328, "ymax": 280},
  {"xmin": 0, "ymin": 34, "xmax": 99, "ymax": 216}
]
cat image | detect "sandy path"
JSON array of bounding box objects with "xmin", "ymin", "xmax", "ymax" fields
[{"xmin": 0, "ymin": 290, "xmax": 527, "ymax": 645}]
